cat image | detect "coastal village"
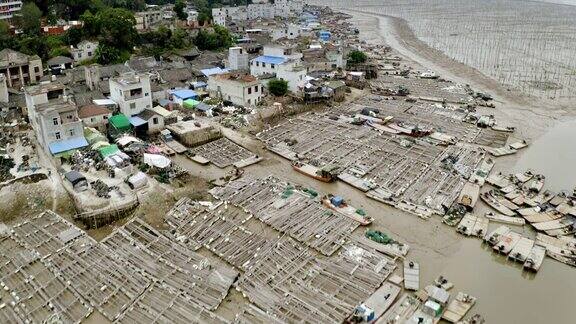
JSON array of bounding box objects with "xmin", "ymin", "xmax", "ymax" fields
[{"xmin": 0, "ymin": 1, "xmax": 574, "ymax": 323}]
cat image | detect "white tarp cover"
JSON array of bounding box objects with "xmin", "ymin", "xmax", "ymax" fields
[
  {"xmin": 116, "ymin": 135, "xmax": 142, "ymax": 147},
  {"xmin": 128, "ymin": 171, "xmax": 148, "ymax": 189},
  {"xmin": 143, "ymin": 153, "xmax": 171, "ymax": 168}
]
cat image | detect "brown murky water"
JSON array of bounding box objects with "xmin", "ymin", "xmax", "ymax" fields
[{"xmin": 173, "ymin": 124, "xmax": 576, "ymax": 323}]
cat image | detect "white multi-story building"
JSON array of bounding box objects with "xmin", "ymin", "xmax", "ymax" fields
[
  {"xmin": 227, "ymin": 47, "xmax": 249, "ymax": 71},
  {"xmin": 0, "ymin": 0, "xmax": 22, "ymax": 23},
  {"xmin": 207, "ymin": 73, "xmax": 263, "ymax": 107},
  {"xmin": 70, "ymin": 40, "xmax": 99, "ymax": 63},
  {"xmin": 271, "ymin": 23, "xmax": 302, "ymax": 40},
  {"xmin": 25, "ymin": 82, "xmax": 87, "ymax": 155},
  {"xmin": 250, "ymin": 45, "xmax": 306, "ymax": 93},
  {"xmin": 109, "ymin": 72, "xmax": 153, "ymax": 117}
]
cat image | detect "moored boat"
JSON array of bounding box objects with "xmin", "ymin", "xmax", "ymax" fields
[
  {"xmin": 292, "ymin": 161, "xmax": 338, "ymax": 182},
  {"xmin": 523, "ymin": 244, "xmax": 546, "ymax": 272},
  {"xmin": 322, "ymin": 195, "xmax": 373, "ymax": 225}
]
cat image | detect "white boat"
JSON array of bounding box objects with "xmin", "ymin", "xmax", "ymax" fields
[
  {"xmin": 523, "ymin": 244, "xmax": 546, "ymax": 272},
  {"xmin": 480, "ymin": 191, "xmax": 516, "ymax": 216},
  {"xmin": 404, "ymin": 261, "xmax": 420, "ymax": 291},
  {"xmin": 457, "ymin": 214, "xmax": 488, "ymax": 238},
  {"xmin": 442, "ymin": 292, "xmax": 477, "ymax": 323},
  {"xmin": 484, "ymin": 225, "xmax": 510, "ymax": 246},
  {"xmin": 493, "ymin": 231, "xmax": 522, "ymax": 254},
  {"xmin": 508, "ymin": 237, "xmax": 535, "ymax": 262}
]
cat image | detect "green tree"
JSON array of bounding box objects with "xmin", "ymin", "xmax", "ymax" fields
[
  {"xmin": 268, "ymin": 79, "xmax": 288, "ymax": 96},
  {"xmin": 174, "ymin": 0, "xmax": 188, "ymax": 20},
  {"xmin": 97, "ymin": 8, "xmax": 137, "ymax": 50},
  {"xmin": 94, "ymin": 43, "xmax": 122, "ymax": 64},
  {"xmin": 347, "ymin": 50, "xmax": 367, "ymax": 65},
  {"xmin": 18, "ymin": 3, "xmax": 43, "ymax": 35}
]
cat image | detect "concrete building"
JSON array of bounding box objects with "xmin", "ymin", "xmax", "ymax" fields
[
  {"xmin": 227, "ymin": 47, "xmax": 249, "ymax": 71},
  {"xmin": 207, "ymin": 73, "xmax": 263, "ymax": 107},
  {"xmin": 78, "ymin": 105, "xmax": 112, "ymax": 132},
  {"xmin": 135, "ymin": 10, "xmax": 163, "ymax": 31},
  {"xmin": 71, "ymin": 40, "xmax": 99, "ymax": 63},
  {"xmin": 0, "ymin": 0, "xmax": 22, "ymax": 23},
  {"xmin": 137, "ymin": 106, "xmax": 176, "ymax": 134},
  {"xmin": 271, "ymin": 23, "xmax": 301, "ymax": 40},
  {"xmin": 0, "ymin": 73, "xmax": 8, "ymax": 103},
  {"xmin": 25, "ymin": 82, "xmax": 87, "ymax": 155},
  {"xmin": 0, "ymin": 49, "xmax": 43, "ymax": 88},
  {"xmin": 250, "ymin": 46, "xmax": 306, "ymax": 93},
  {"xmin": 109, "ymin": 72, "xmax": 153, "ymax": 117},
  {"xmin": 84, "ymin": 64, "xmax": 131, "ymax": 93}
]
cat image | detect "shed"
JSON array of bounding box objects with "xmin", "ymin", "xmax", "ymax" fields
[
  {"xmin": 99, "ymin": 144, "xmax": 120, "ymax": 158},
  {"xmin": 64, "ymin": 170, "xmax": 88, "ymax": 191},
  {"xmin": 183, "ymin": 99, "xmax": 200, "ymax": 109},
  {"xmin": 49, "ymin": 137, "xmax": 88, "ymax": 155},
  {"xmin": 170, "ymin": 89, "xmax": 198, "ymax": 105},
  {"xmin": 331, "ymin": 196, "xmax": 344, "ymax": 207}
]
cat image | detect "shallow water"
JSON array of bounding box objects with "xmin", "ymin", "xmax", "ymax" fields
[{"xmin": 514, "ymin": 120, "xmax": 576, "ymax": 192}]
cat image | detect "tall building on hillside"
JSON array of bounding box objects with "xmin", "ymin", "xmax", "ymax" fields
[
  {"xmin": 0, "ymin": 49, "xmax": 43, "ymax": 88},
  {"xmin": 0, "ymin": 0, "xmax": 23, "ymax": 23}
]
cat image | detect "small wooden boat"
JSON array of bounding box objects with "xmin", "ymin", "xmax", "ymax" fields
[
  {"xmin": 404, "ymin": 261, "xmax": 420, "ymax": 291},
  {"xmin": 493, "ymin": 231, "xmax": 522, "ymax": 254},
  {"xmin": 459, "ymin": 313, "xmax": 485, "ymax": 324},
  {"xmin": 442, "ymin": 292, "xmax": 477, "ymax": 323},
  {"xmin": 484, "ymin": 225, "xmax": 510, "ymax": 246},
  {"xmin": 524, "ymin": 174, "xmax": 545, "ymax": 193},
  {"xmin": 523, "ymin": 244, "xmax": 546, "ymax": 272},
  {"xmin": 292, "ymin": 161, "xmax": 337, "ymax": 182},
  {"xmin": 509, "ymin": 237, "xmax": 535, "ymax": 262},
  {"xmin": 434, "ymin": 275, "xmax": 454, "ymax": 291},
  {"xmin": 322, "ymin": 195, "xmax": 373, "ymax": 225},
  {"xmin": 485, "ymin": 212, "xmax": 525, "ymax": 226},
  {"xmin": 457, "ymin": 214, "xmax": 488, "ymax": 238},
  {"xmin": 458, "ymin": 182, "xmax": 480, "ymax": 210},
  {"xmin": 480, "ymin": 191, "xmax": 516, "ymax": 216},
  {"xmin": 469, "ymin": 158, "xmax": 494, "ymax": 186}
]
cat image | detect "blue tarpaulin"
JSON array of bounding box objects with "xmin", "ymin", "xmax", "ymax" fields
[
  {"xmin": 331, "ymin": 196, "xmax": 344, "ymax": 207},
  {"xmin": 170, "ymin": 89, "xmax": 198, "ymax": 100},
  {"xmin": 129, "ymin": 116, "xmax": 148, "ymax": 127},
  {"xmin": 49, "ymin": 137, "xmax": 88, "ymax": 154},
  {"xmin": 253, "ymin": 55, "xmax": 287, "ymax": 65},
  {"xmin": 201, "ymin": 67, "xmax": 229, "ymax": 77}
]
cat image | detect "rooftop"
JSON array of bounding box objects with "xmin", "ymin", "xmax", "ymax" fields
[
  {"xmin": 0, "ymin": 49, "xmax": 39, "ymax": 66},
  {"xmin": 25, "ymin": 81, "xmax": 66, "ymax": 96},
  {"xmin": 169, "ymin": 89, "xmax": 198, "ymax": 99},
  {"xmin": 201, "ymin": 67, "xmax": 230, "ymax": 77},
  {"xmin": 78, "ymin": 105, "xmax": 111, "ymax": 119},
  {"xmin": 214, "ymin": 73, "xmax": 258, "ymax": 84},
  {"xmin": 253, "ymin": 55, "xmax": 287, "ymax": 65}
]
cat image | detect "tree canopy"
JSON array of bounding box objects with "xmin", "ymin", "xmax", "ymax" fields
[
  {"xmin": 268, "ymin": 79, "xmax": 289, "ymax": 96},
  {"xmin": 347, "ymin": 50, "xmax": 368, "ymax": 65},
  {"xmin": 18, "ymin": 3, "xmax": 43, "ymax": 35},
  {"xmin": 174, "ymin": 0, "xmax": 188, "ymax": 20},
  {"xmin": 194, "ymin": 25, "xmax": 233, "ymax": 50}
]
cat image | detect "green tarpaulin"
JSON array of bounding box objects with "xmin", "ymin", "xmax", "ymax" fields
[
  {"xmin": 109, "ymin": 114, "xmax": 131, "ymax": 130},
  {"xmin": 99, "ymin": 144, "xmax": 120, "ymax": 158},
  {"xmin": 183, "ymin": 99, "xmax": 200, "ymax": 109}
]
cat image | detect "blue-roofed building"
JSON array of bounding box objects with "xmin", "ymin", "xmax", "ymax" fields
[
  {"xmin": 249, "ymin": 45, "xmax": 307, "ymax": 94},
  {"xmin": 24, "ymin": 82, "xmax": 88, "ymax": 156},
  {"xmin": 318, "ymin": 30, "xmax": 331, "ymax": 42},
  {"xmin": 169, "ymin": 89, "xmax": 198, "ymax": 105}
]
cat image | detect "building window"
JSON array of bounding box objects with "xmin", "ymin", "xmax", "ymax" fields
[
  {"xmin": 69, "ymin": 129, "xmax": 75, "ymax": 137},
  {"xmin": 153, "ymin": 117, "xmax": 159, "ymax": 125},
  {"xmin": 87, "ymin": 52, "xmax": 92, "ymax": 57},
  {"xmin": 262, "ymin": 63, "xmax": 266, "ymax": 68},
  {"xmin": 91, "ymin": 117, "xmax": 95, "ymax": 122},
  {"xmin": 55, "ymin": 132, "xmax": 61, "ymax": 140},
  {"xmin": 248, "ymin": 99, "xmax": 251, "ymax": 105},
  {"xmin": 256, "ymin": 61, "xmax": 259, "ymax": 67},
  {"xmin": 130, "ymin": 103, "xmax": 136, "ymax": 109},
  {"xmin": 103, "ymin": 115, "xmax": 108, "ymax": 120},
  {"xmin": 35, "ymin": 67, "xmax": 40, "ymax": 73},
  {"xmin": 52, "ymin": 117, "xmax": 58, "ymax": 125},
  {"xmin": 255, "ymin": 86, "xmax": 258, "ymax": 92},
  {"xmin": 271, "ymin": 64, "xmax": 275, "ymax": 69},
  {"xmin": 248, "ymin": 87, "xmax": 252, "ymax": 94},
  {"xmin": 145, "ymin": 92, "xmax": 149, "ymax": 96}
]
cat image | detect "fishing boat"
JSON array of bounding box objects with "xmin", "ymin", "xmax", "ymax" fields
[
  {"xmin": 493, "ymin": 231, "xmax": 522, "ymax": 254},
  {"xmin": 404, "ymin": 261, "xmax": 420, "ymax": 291},
  {"xmin": 458, "ymin": 182, "xmax": 480, "ymax": 210},
  {"xmin": 523, "ymin": 244, "xmax": 546, "ymax": 272},
  {"xmin": 292, "ymin": 161, "xmax": 337, "ymax": 183},
  {"xmin": 364, "ymin": 230, "xmax": 409, "ymax": 257},
  {"xmin": 442, "ymin": 292, "xmax": 477, "ymax": 323},
  {"xmin": 484, "ymin": 225, "xmax": 510, "ymax": 246},
  {"xmin": 322, "ymin": 195, "xmax": 373, "ymax": 225},
  {"xmin": 508, "ymin": 237, "xmax": 535, "ymax": 262},
  {"xmin": 460, "ymin": 314, "xmax": 485, "ymax": 324},
  {"xmin": 480, "ymin": 191, "xmax": 516, "ymax": 216},
  {"xmin": 484, "ymin": 212, "xmax": 525, "ymax": 226},
  {"xmin": 468, "ymin": 158, "xmax": 494, "ymax": 186}
]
